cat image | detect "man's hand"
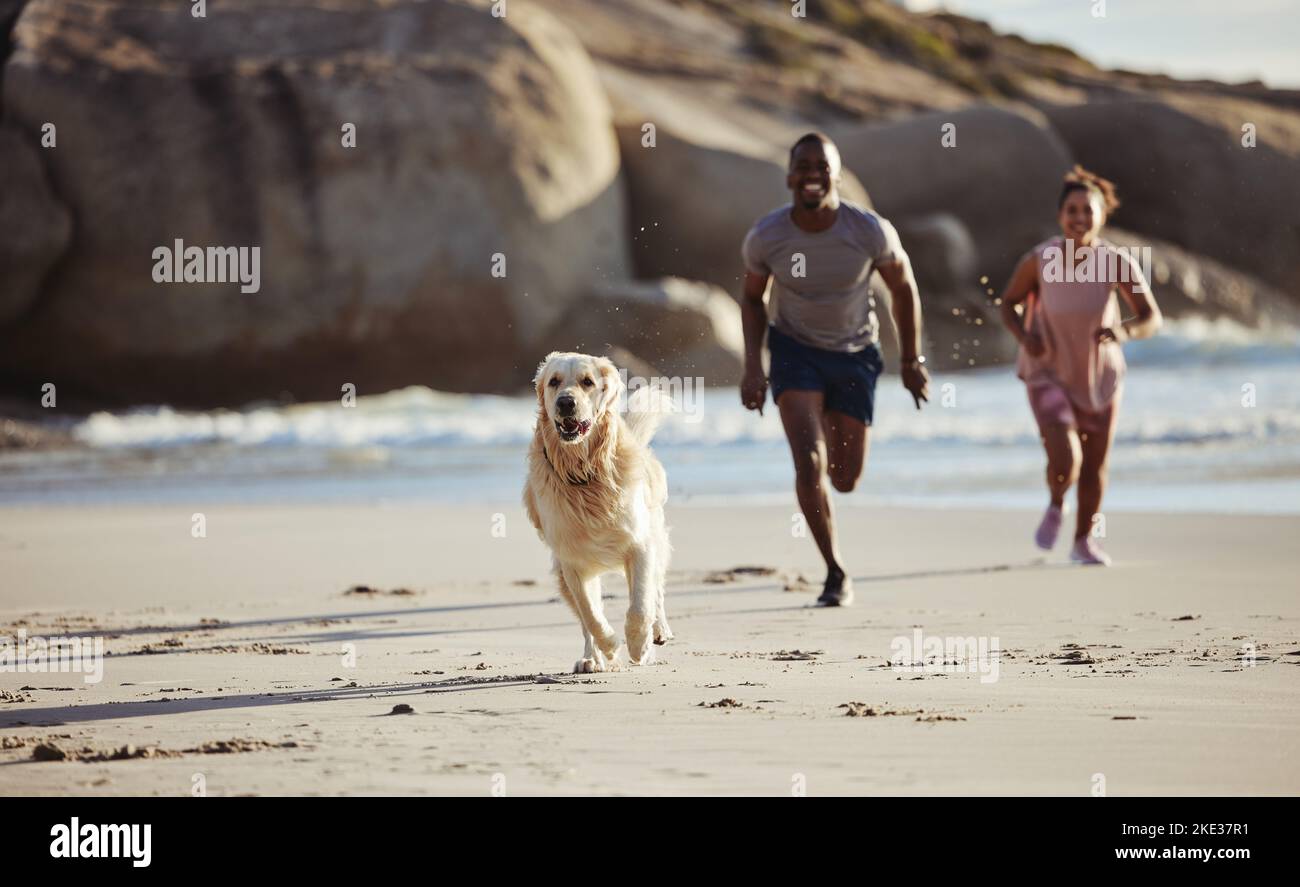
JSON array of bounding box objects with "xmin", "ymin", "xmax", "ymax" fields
[
  {"xmin": 740, "ymin": 366, "xmax": 768, "ymax": 415},
  {"xmin": 901, "ymin": 362, "xmax": 929, "ymax": 410}
]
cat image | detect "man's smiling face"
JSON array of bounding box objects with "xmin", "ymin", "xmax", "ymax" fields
[{"xmin": 787, "ymin": 139, "xmax": 841, "ymax": 210}]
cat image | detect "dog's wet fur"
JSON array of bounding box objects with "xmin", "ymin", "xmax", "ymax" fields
[{"xmin": 523, "ymin": 352, "xmax": 673, "ymax": 672}]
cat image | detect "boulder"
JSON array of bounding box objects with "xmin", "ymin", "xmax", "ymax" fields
[
  {"xmin": 0, "ymin": 0, "xmax": 32, "ymax": 113},
  {"xmin": 830, "ymin": 105, "xmax": 1073, "ymax": 292},
  {"xmin": 1104, "ymin": 227, "xmax": 1300, "ymax": 328},
  {"xmin": 541, "ymin": 277, "xmax": 744, "ymax": 384},
  {"xmin": 890, "ymin": 212, "xmax": 1011, "ymax": 370},
  {"xmin": 0, "ymin": 0, "xmax": 628, "ymax": 406},
  {"xmin": 1044, "ymin": 97, "xmax": 1300, "ymax": 297},
  {"xmin": 0, "ymin": 123, "xmax": 71, "ymax": 324},
  {"xmin": 895, "ymin": 212, "xmax": 978, "ymax": 300},
  {"xmin": 0, "ymin": 0, "xmax": 25, "ymax": 48}
]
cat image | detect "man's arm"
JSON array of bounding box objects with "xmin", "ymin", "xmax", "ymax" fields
[
  {"xmin": 740, "ymin": 270, "xmax": 771, "ymax": 414},
  {"xmin": 875, "ymin": 258, "xmax": 929, "ymax": 409}
]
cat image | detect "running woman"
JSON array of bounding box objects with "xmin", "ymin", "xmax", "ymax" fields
[
  {"xmin": 740, "ymin": 133, "xmax": 929, "ymax": 606},
  {"xmin": 998, "ymin": 166, "xmax": 1162, "ymax": 565}
]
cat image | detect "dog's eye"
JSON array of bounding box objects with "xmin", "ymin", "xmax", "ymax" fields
[
  {"xmin": 548, "ymin": 377, "xmax": 560, "ymax": 388},
  {"xmin": 581, "ymin": 378, "xmax": 595, "ymax": 388}
]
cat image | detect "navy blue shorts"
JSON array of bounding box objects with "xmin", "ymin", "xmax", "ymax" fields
[{"xmin": 767, "ymin": 325, "xmax": 883, "ymax": 425}]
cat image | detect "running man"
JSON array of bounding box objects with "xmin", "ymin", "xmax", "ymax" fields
[{"xmin": 740, "ymin": 132, "xmax": 929, "ymax": 606}]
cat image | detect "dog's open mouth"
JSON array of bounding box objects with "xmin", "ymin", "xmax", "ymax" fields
[{"xmin": 555, "ymin": 417, "xmax": 591, "ymax": 442}]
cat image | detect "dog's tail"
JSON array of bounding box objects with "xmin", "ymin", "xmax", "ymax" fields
[{"xmin": 623, "ymin": 384, "xmax": 675, "ymax": 447}]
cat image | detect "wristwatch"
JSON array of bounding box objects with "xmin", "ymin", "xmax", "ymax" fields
[{"xmin": 901, "ymin": 355, "xmax": 926, "ymax": 369}]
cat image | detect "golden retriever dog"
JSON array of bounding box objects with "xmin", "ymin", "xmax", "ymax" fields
[{"xmin": 523, "ymin": 352, "xmax": 673, "ymax": 673}]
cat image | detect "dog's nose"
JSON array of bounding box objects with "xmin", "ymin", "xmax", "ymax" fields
[{"xmin": 556, "ymin": 395, "xmax": 576, "ymax": 416}]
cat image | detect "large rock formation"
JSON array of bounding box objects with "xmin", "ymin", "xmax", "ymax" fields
[
  {"xmin": 830, "ymin": 106, "xmax": 1074, "ymax": 292},
  {"xmin": 540, "ymin": 276, "xmax": 744, "ymax": 384},
  {"xmin": 0, "ymin": 123, "xmax": 70, "ymax": 325},
  {"xmin": 1044, "ymin": 97, "xmax": 1300, "ymax": 297},
  {"xmin": 3, "ymin": 0, "xmax": 1298, "ymax": 413},
  {"xmin": 1104, "ymin": 227, "xmax": 1300, "ymax": 328},
  {"xmin": 0, "ymin": 0, "xmax": 629, "ymax": 406},
  {"xmin": 890, "ymin": 212, "xmax": 1013, "ymax": 370}
]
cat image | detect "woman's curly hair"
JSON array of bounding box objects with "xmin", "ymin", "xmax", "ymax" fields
[{"xmin": 1058, "ymin": 164, "xmax": 1120, "ymax": 214}]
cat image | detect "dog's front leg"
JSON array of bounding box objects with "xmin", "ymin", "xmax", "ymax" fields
[
  {"xmin": 562, "ymin": 564, "xmax": 619, "ymax": 672},
  {"xmin": 554, "ymin": 562, "xmax": 600, "ymax": 673},
  {"xmin": 652, "ymin": 528, "xmax": 673, "ymax": 646},
  {"xmin": 624, "ymin": 547, "xmax": 656, "ymax": 665},
  {"xmin": 577, "ymin": 628, "xmax": 608, "ymax": 674}
]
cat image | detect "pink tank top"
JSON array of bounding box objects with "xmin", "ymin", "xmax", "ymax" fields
[{"xmin": 1016, "ymin": 236, "xmax": 1128, "ymax": 413}]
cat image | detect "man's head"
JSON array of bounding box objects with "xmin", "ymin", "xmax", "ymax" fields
[{"xmin": 787, "ymin": 133, "xmax": 842, "ymax": 210}]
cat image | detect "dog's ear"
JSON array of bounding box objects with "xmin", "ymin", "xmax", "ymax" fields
[
  {"xmin": 595, "ymin": 357, "xmax": 624, "ymax": 416},
  {"xmin": 534, "ymin": 353, "xmax": 559, "ymax": 408}
]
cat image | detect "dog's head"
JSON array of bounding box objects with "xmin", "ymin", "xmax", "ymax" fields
[{"xmin": 534, "ymin": 352, "xmax": 623, "ymax": 445}]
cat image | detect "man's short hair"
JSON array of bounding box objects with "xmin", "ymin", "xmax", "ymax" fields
[{"xmin": 788, "ymin": 132, "xmax": 837, "ymax": 168}]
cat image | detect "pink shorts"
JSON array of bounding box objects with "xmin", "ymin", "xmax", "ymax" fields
[{"xmin": 1026, "ymin": 380, "xmax": 1119, "ymax": 439}]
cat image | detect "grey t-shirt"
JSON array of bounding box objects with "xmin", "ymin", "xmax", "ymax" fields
[{"xmin": 741, "ymin": 201, "xmax": 904, "ymax": 352}]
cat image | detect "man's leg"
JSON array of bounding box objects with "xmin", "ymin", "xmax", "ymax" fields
[
  {"xmin": 777, "ymin": 390, "xmax": 850, "ymax": 603},
  {"xmin": 823, "ymin": 410, "xmax": 869, "ymax": 493}
]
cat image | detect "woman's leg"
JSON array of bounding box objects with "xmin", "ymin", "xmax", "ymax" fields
[
  {"xmin": 1028, "ymin": 382, "xmax": 1081, "ymax": 507},
  {"xmin": 1075, "ymin": 404, "xmax": 1120, "ymax": 540},
  {"xmin": 1041, "ymin": 423, "xmax": 1082, "ymax": 508}
]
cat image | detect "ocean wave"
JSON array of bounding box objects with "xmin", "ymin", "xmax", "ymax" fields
[
  {"xmin": 1124, "ymin": 316, "xmax": 1300, "ymax": 367},
  {"xmin": 73, "ymin": 386, "xmax": 537, "ymax": 450},
  {"xmin": 68, "ymin": 324, "xmax": 1300, "ymax": 453},
  {"xmin": 71, "ymin": 386, "xmax": 1300, "ymax": 452}
]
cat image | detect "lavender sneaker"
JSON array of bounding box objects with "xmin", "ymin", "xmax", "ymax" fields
[
  {"xmin": 1070, "ymin": 536, "xmax": 1112, "ymax": 566},
  {"xmin": 1034, "ymin": 505, "xmax": 1063, "ymax": 550}
]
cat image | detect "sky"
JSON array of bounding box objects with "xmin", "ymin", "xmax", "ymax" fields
[{"xmin": 900, "ymin": 0, "xmax": 1300, "ymax": 88}]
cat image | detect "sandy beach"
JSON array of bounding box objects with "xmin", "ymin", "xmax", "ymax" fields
[
  {"xmin": 2, "ymin": 501, "xmax": 1296, "ymax": 796},
  {"xmin": 4, "ymin": 0, "xmax": 1300, "ymax": 819}
]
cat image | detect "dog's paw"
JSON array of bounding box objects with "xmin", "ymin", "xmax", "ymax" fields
[
  {"xmin": 625, "ymin": 619, "xmax": 654, "ymax": 665},
  {"xmin": 628, "ymin": 645, "xmax": 657, "ymax": 666},
  {"xmin": 574, "ymin": 654, "xmax": 622, "ymax": 673},
  {"xmin": 653, "ymin": 622, "xmax": 674, "ymax": 645},
  {"xmin": 594, "ymin": 629, "xmax": 621, "ymax": 661},
  {"xmin": 626, "ymin": 624, "xmax": 655, "ymax": 660}
]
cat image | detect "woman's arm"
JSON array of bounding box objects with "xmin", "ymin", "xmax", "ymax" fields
[
  {"xmin": 998, "ymin": 252, "xmax": 1044, "ymax": 356},
  {"xmin": 1102, "ymin": 277, "xmax": 1163, "ymax": 343}
]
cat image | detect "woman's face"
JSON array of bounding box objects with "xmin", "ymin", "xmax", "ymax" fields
[{"xmin": 1058, "ymin": 187, "xmax": 1105, "ymax": 243}]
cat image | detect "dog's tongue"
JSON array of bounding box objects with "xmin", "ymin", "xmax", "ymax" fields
[{"xmin": 561, "ymin": 417, "xmax": 580, "ymax": 433}]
